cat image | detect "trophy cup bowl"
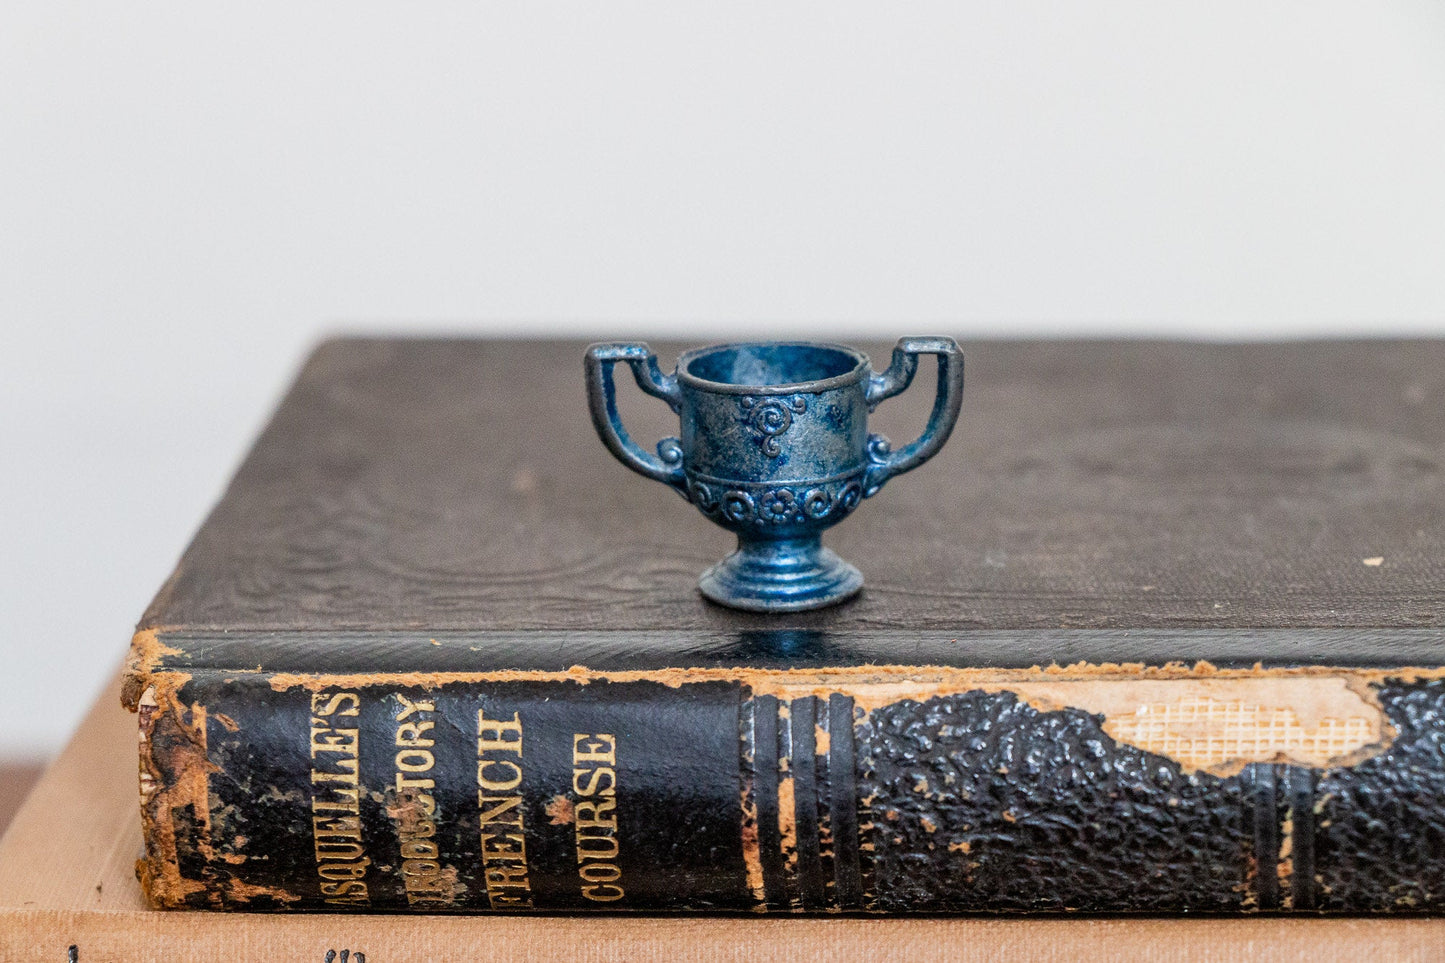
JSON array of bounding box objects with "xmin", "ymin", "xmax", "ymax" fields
[{"xmin": 585, "ymin": 338, "xmax": 963, "ymax": 612}]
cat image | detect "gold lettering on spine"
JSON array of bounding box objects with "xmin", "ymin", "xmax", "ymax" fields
[
  {"xmin": 385, "ymin": 694, "xmax": 458, "ymax": 907},
  {"xmin": 739, "ymin": 708, "xmax": 766, "ymax": 911},
  {"xmin": 477, "ymin": 709, "xmax": 533, "ymax": 908},
  {"xmin": 775, "ymin": 703, "xmax": 800, "ymax": 909},
  {"xmin": 572, "ymin": 733, "xmax": 624, "ymax": 902},
  {"xmin": 309, "ymin": 691, "xmax": 370, "ymax": 905}
]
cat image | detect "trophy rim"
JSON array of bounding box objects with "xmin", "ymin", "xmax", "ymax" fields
[{"xmin": 675, "ymin": 341, "xmax": 870, "ymax": 396}]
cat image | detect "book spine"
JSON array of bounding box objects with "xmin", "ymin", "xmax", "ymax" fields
[{"xmin": 135, "ymin": 666, "xmax": 1445, "ymax": 913}]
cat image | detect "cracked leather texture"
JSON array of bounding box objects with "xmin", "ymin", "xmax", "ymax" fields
[
  {"xmin": 860, "ymin": 690, "xmax": 1253, "ymax": 913},
  {"xmin": 1314, "ymin": 679, "xmax": 1445, "ymax": 911}
]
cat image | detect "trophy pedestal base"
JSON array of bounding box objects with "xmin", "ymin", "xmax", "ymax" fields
[{"xmin": 698, "ymin": 535, "xmax": 863, "ymax": 613}]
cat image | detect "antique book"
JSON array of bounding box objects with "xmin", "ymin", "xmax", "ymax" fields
[
  {"xmin": 123, "ymin": 338, "xmax": 1445, "ymax": 915},
  {"xmin": 12, "ymin": 680, "xmax": 1445, "ymax": 960}
]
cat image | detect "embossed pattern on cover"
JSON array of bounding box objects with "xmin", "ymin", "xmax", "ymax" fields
[{"xmin": 143, "ymin": 338, "xmax": 1445, "ymax": 634}]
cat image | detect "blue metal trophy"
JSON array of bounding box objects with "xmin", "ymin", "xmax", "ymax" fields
[{"xmin": 585, "ymin": 339, "xmax": 963, "ymax": 612}]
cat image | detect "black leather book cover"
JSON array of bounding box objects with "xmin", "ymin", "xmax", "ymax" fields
[{"xmin": 125, "ymin": 338, "xmax": 1445, "ymax": 913}]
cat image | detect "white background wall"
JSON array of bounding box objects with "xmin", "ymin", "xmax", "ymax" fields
[{"xmin": 3, "ymin": 2, "xmax": 1444, "ymax": 757}]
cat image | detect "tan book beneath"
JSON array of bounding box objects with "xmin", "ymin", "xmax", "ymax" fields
[{"xmin": 0, "ymin": 675, "xmax": 1438, "ymax": 962}]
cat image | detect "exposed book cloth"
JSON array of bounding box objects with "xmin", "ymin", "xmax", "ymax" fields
[
  {"xmin": 13, "ymin": 682, "xmax": 1445, "ymax": 962},
  {"xmin": 123, "ymin": 338, "xmax": 1445, "ymax": 915}
]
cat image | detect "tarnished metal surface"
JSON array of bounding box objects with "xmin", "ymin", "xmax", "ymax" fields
[{"xmin": 585, "ymin": 339, "xmax": 963, "ymax": 611}]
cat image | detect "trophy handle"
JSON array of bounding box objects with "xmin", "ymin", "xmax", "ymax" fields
[
  {"xmin": 862, "ymin": 337, "xmax": 964, "ymax": 496},
  {"xmin": 585, "ymin": 342, "xmax": 688, "ymax": 495}
]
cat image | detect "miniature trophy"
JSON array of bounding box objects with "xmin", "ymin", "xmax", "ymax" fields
[{"xmin": 585, "ymin": 338, "xmax": 963, "ymax": 612}]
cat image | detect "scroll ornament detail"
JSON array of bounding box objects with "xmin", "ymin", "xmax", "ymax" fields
[
  {"xmin": 689, "ymin": 478, "xmax": 864, "ymax": 526},
  {"xmin": 740, "ymin": 395, "xmax": 808, "ymax": 457}
]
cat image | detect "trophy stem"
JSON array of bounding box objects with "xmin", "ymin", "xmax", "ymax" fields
[{"xmin": 698, "ymin": 534, "xmax": 863, "ymax": 613}]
